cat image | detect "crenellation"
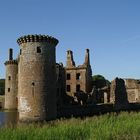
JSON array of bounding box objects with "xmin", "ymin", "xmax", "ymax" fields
[
  {"xmin": 4, "ymin": 60, "xmax": 18, "ymax": 65},
  {"xmin": 17, "ymin": 35, "xmax": 59, "ymax": 46}
]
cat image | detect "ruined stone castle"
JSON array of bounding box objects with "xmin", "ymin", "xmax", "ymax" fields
[
  {"xmin": 4, "ymin": 34, "xmax": 140, "ymax": 122},
  {"xmin": 4, "ymin": 34, "xmax": 93, "ymax": 121}
]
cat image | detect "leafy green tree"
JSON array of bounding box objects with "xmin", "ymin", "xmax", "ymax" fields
[{"xmin": 92, "ymin": 75, "xmax": 110, "ymax": 89}]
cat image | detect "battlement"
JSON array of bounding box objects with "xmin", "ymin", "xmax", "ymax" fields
[
  {"xmin": 4, "ymin": 60, "xmax": 18, "ymax": 65},
  {"xmin": 17, "ymin": 34, "xmax": 59, "ymax": 45}
]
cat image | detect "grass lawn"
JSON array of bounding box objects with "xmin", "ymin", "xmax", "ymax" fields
[{"xmin": 0, "ymin": 111, "xmax": 140, "ymax": 140}]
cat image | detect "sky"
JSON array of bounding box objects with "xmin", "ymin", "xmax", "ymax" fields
[{"xmin": 0, "ymin": 0, "xmax": 140, "ymax": 81}]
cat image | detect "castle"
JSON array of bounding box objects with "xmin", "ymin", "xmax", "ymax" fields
[
  {"xmin": 4, "ymin": 34, "xmax": 140, "ymax": 122},
  {"xmin": 4, "ymin": 34, "xmax": 93, "ymax": 122}
]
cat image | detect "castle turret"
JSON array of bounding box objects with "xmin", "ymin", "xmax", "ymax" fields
[
  {"xmin": 17, "ymin": 34, "xmax": 59, "ymax": 122},
  {"xmin": 84, "ymin": 49, "xmax": 90, "ymax": 66},
  {"xmin": 66, "ymin": 50, "xmax": 75, "ymax": 68},
  {"xmin": 4, "ymin": 48, "xmax": 18, "ymax": 110}
]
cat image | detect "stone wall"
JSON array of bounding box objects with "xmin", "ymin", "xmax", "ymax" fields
[
  {"xmin": 66, "ymin": 67, "xmax": 87, "ymax": 96},
  {"xmin": 110, "ymin": 78, "xmax": 140, "ymax": 107},
  {"xmin": 110, "ymin": 78, "xmax": 129, "ymax": 109},
  {"xmin": 17, "ymin": 35, "xmax": 58, "ymax": 121},
  {"xmin": 56, "ymin": 63, "xmax": 66, "ymax": 108},
  {"xmin": 65, "ymin": 49, "xmax": 92, "ymax": 99},
  {"xmin": 124, "ymin": 79, "xmax": 140, "ymax": 103}
]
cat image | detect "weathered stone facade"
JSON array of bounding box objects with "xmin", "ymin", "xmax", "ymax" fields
[
  {"xmin": 56, "ymin": 63, "xmax": 66, "ymax": 108},
  {"xmin": 110, "ymin": 78, "xmax": 140, "ymax": 106},
  {"xmin": 110, "ymin": 78, "xmax": 129, "ymax": 109},
  {"xmin": 4, "ymin": 49, "xmax": 18, "ymax": 109},
  {"xmin": 65, "ymin": 49, "xmax": 93, "ymax": 101},
  {"xmin": 17, "ymin": 35, "xmax": 58, "ymax": 121},
  {"xmin": 124, "ymin": 79, "xmax": 140, "ymax": 102}
]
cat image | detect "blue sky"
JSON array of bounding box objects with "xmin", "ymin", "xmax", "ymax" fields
[{"xmin": 0, "ymin": 0, "xmax": 140, "ymax": 81}]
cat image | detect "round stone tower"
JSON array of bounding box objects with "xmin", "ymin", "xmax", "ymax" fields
[
  {"xmin": 4, "ymin": 48, "xmax": 18, "ymax": 110},
  {"xmin": 17, "ymin": 34, "xmax": 59, "ymax": 122}
]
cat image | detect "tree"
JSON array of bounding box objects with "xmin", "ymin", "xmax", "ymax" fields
[{"xmin": 92, "ymin": 75, "xmax": 110, "ymax": 89}]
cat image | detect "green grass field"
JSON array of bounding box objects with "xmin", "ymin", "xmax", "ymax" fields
[{"xmin": 0, "ymin": 112, "xmax": 140, "ymax": 140}]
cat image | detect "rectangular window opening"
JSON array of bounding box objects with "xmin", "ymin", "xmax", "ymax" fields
[
  {"xmin": 37, "ymin": 46, "xmax": 41, "ymax": 53},
  {"xmin": 8, "ymin": 76, "xmax": 11, "ymax": 80},
  {"xmin": 8, "ymin": 88, "xmax": 10, "ymax": 92},
  {"xmin": 20, "ymin": 49, "xmax": 22, "ymax": 55},
  {"xmin": 76, "ymin": 85, "xmax": 80, "ymax": 92},
  {"xmin": 67, "ymin": 73, "xmax": 71, "ymax": 80},
  {"xmin": 76, "ymin": 73, "xmax": 80, "ymax": 80},
  {"xmin": 67, "ymin": 85, "xmax": 71, "ymax": 92}
]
